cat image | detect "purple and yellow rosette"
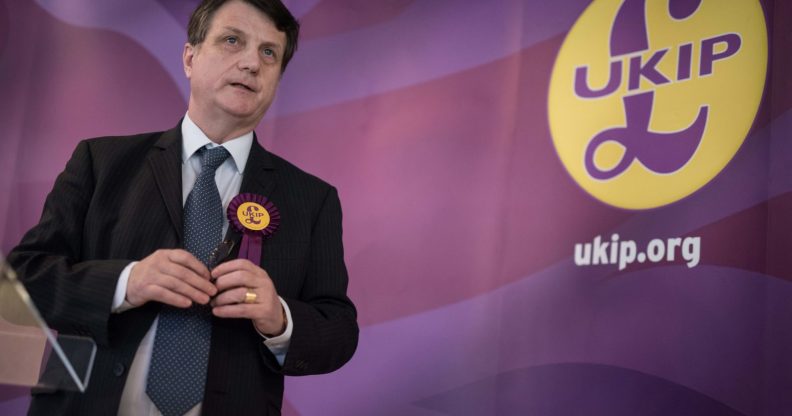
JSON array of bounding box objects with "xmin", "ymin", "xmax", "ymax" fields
[{"xmin": 227, "ymin": 193, "xmax": 280, "ymax": 265}]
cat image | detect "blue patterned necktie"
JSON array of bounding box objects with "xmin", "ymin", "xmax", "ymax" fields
[{"xmin": 146, "ymin": 146, "xmax": 230, "ymax": 416}]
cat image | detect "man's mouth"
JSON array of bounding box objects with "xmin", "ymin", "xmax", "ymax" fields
[{"xmin": 230, "ymin": 82, "xmax": 255, "ymax": 92}]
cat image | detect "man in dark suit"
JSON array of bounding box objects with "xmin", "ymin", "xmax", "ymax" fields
[{"xmin": 7, "ymin": 0, "xmax": 358, "ymax": 415}]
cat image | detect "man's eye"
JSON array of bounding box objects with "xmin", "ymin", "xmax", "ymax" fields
[
  {"xmin": 226, "ymin": 36, "xmax": 238, "ymax": 44},
  {"xmin": 263, "ymin": 48, "xmax": 275, "ymax": 57}
]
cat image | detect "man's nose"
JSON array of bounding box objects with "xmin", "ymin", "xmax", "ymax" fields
[{"xmin": 237, "ymin": 47, "xmax": 260, "ymax": 73}]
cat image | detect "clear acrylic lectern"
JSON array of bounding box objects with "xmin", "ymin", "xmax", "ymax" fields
[{"xmin": 0, "ymin": 252, "xmax": 96, "ymax": 392}]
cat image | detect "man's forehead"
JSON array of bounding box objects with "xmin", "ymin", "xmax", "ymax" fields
[{"xmin": 209, "ymin": 4, "xmax": 286, "ymax": 45}]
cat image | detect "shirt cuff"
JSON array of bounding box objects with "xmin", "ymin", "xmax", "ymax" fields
[
  {"xmin": 111, "ymin": 261, "xmax": 138, "ymax": 313},
  {"xmin": 255, "ymin": 297, "xmax": 292, "ymax": 363}
]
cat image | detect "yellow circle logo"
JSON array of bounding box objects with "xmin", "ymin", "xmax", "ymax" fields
[
  {"xmin": 548, "ymin": 0, "xmax": 767, "ymax": 209},
  {"xmin": 236, "ymin": 202, "xmax": 270, "ymax": 231}
]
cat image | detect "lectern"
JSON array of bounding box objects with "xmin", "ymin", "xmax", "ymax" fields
[{"xmin": 0, "ymin": 253, "xmax": 96, "ymax": 393}]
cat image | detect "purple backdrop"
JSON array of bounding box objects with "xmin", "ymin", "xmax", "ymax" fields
[{"xmin": 1, "ymin": 0, "xmax": 790, "ymax": 415}]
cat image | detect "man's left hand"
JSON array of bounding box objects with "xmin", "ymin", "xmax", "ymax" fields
[{"xmin": 210, "ymin": 259, "xmax": 286, "ymax": 336}]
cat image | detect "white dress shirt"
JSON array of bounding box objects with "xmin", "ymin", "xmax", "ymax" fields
[{"xmin": 113, "ymin": 114, "xmax": 293, "ymax": 416}]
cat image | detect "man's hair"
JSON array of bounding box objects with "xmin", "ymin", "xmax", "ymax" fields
[{"xmin": 187, "ymin": 0, "xmax": 300, "ymax": 72}]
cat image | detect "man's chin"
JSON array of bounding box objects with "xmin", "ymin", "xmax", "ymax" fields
[{"xmin": 219, "ymin": 104, "xmax": 269, "ymax": 123}]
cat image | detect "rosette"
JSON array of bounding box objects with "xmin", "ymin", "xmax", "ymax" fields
[{"xmin": 227, "ymin": 193, "xmax": 280, "ymax": 265}]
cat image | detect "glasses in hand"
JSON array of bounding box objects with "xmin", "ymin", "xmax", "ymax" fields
[{"xmin": 207, "ymin": 239, "xmax": 235, "ymax": 281}]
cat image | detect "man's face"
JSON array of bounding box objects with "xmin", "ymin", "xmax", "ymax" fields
[{"xmin": 183, "ymin": 0, "xmax": 286, "ymax": 128}]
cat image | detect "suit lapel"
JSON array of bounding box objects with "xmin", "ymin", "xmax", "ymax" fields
[
  {"xmin": 239, "ymin": 135, "xmax": 276, "ymax": 196},
  {"xmin": 223, "ymin": 135, "xmax": 277, "ymax": 246},
  {"xmin": 147, "ymin": 123, "xmax": 184, "ymax": 243}
]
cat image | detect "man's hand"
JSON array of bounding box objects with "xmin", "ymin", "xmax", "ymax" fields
[
  {"xmin": 210, "ymin": 259, "xmax": 285, "ymax": 336},
  {"xmin": 127, "ymin": 249, "xmax": 217, "ymax": 308}
]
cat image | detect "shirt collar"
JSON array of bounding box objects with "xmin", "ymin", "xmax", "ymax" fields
[{"xmin": 181, "ymin": 112, "xmax": 253, "ymax": 174}]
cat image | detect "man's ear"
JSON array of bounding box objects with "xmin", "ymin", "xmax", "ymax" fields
[{"xmin": 183, "ymin": 43, "xmax": 195, "ymax": 78}]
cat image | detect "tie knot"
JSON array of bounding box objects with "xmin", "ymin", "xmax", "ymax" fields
[{"xmin": 199, "ymin": 146, "xmax": 231, "ymax": 172}]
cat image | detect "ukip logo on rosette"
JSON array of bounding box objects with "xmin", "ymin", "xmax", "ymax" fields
[
  {"xmin": 228, "ymin": 193, "xmax": 280, "ymax": 266},
  {"xmin": 241, "ymin": 203, "xmax": 269, "ymax": 229},
  {"xmin": 548, "ymin": 0, "xmax": 767, "ymax": 210}
]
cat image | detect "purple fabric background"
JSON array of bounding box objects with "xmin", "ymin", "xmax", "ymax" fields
[{"xmin": 1, "ymin": 0, "xmax": 790, "ymax": 414}]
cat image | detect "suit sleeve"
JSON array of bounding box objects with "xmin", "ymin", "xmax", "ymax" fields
[
  {"xmin": 260, "ymin": 186, "xmax": 358, "ymax": 375},
  {"xmin": 7, "ymin": 140, "xmax": 128, "ymax": 346}
]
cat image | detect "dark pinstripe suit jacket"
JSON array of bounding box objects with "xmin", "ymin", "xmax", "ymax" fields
[{"xmin": 8, "ymin": 123, "xmax": 358, "ymax": 415}]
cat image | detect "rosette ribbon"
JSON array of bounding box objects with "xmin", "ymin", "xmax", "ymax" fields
[{"xmin": 227, "ymin": 193, "xmax": 280, "ymax": 265}]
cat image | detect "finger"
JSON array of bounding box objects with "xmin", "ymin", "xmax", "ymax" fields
[
  {"xmin": 168, "ymin": 249, "xmax": 211, "ymax": 280},
  {"xmin": 211, "ymin": 258, "xmax": 258, "ymax": 279},
  {"xmin": 213, "ymin": 270, "xmax": 256, "ymax": 292},
  {"xmin": 162, "ymin": 261, "xmax": 218, "ymax": 297},
  {"xmin": 144, "ymin": 285, "xmax": 193, "ymax": 308},
  {"xmin": 159, "ymin": 274, "xmax": 213, "ymax": 305},
  {"xmin": 213, "ymin": 269, "xmax": 273, "ymax": 293},
  {"xmin": 210, "ymin": 287, "xmax": 250, "ymax": 307},
  {"xmin": 212, "ymin": 303, "xmax": 256, "ymax": 319}
]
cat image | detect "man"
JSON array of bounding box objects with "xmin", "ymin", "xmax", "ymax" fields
[{"xmin": 7, "ymin": 0, "xmax": 358, "ymax": 415}]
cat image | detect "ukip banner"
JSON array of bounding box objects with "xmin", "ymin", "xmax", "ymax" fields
[{"xmin": 0, "ymin": 1, "xmax": 789, "ymax": 415}]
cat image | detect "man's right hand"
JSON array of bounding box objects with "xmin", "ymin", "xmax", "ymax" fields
[{"xmin": 126, "ymin": 249, "xmax": 217, "ymax": 308}]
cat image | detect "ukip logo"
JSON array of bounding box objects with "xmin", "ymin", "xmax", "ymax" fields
[
  {"xmin": 243, "ymin": 205, "xmax": 265, "ymax": 225},
  {"xmin": 548, "ymin": 0, "xmax": 767, "ymax": 210}
]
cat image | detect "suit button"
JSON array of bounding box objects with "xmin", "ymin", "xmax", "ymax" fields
[{"xmin": 113, "ymin": 363, "xmax": 125, "ymax": 377}]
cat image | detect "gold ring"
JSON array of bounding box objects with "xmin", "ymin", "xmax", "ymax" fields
[{"xmin": 243, "ymin": 288, "xmax": 257, "ymax": 304}]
